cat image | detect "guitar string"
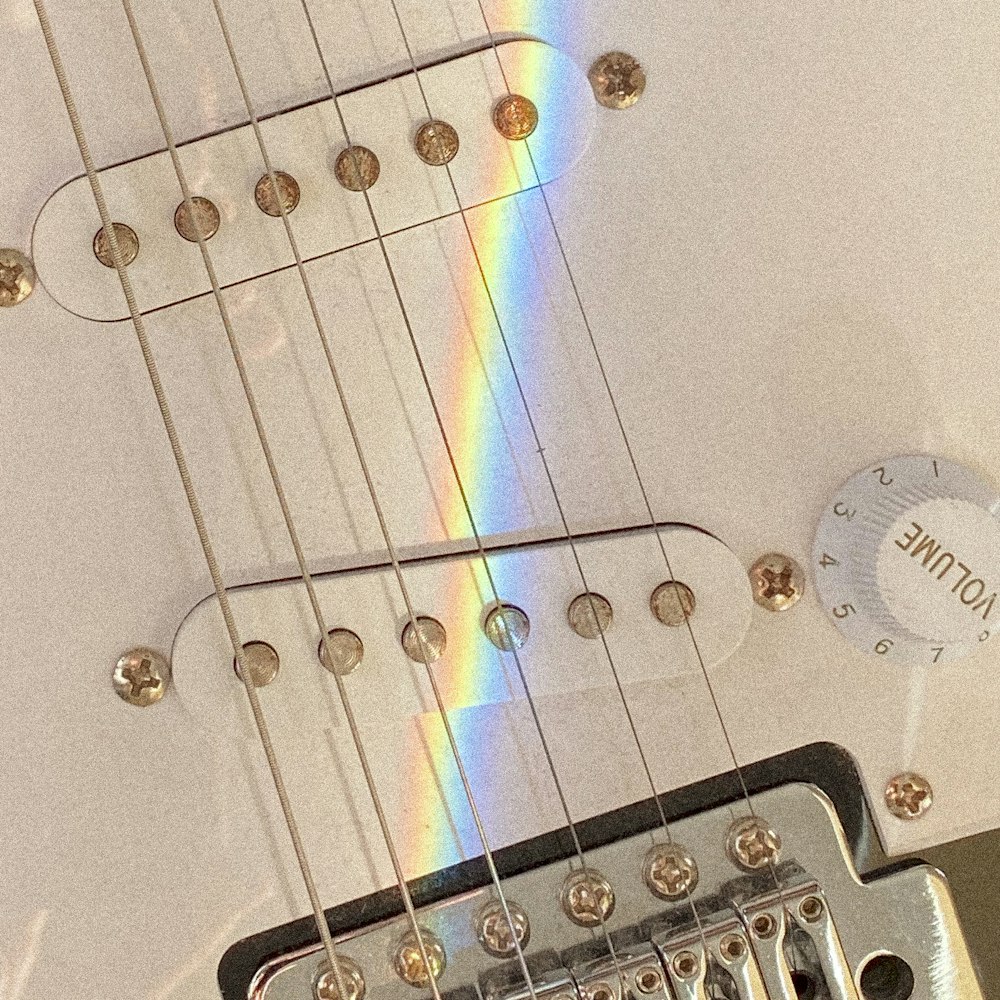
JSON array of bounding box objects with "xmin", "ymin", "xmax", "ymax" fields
[
  {"xmin": 117, "ymin": 1, "xmax": 545, "ymax": 994},
  {"xmin": 30, "ymin": 0, "xmax": 346, "ymax": 988}
]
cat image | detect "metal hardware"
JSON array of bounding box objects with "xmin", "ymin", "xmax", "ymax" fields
[
  {"xmin": 112, "ymin": 646, "xmax": 170, "ymax": 706},
  {"xmin": 314, "ymin": 956, "xmax": 366, "ymax": 1000},
  {"xmin": 334, "ymin": 146, "xmax": 380, "ymax": 191},
  {"xmin": 650, "ymin": 581, "xmax": 696, "ymax": 627},
  {"xmin": 400, "ymin": 615, "xmax": 447, "ymax": 663},
  {"xmin": 484, "ymin": 603, "xmax": 530, "ymax": 651},
  {"xmin": 560, "ymin": 867, "xmax": 615, "ymax": 927},
  {"xmin": 234, "ymin": 640, "xmax": 280, "ymax": 687},
  {"xmin": 885, "ymin": 772, "xmax": 933, "ymax": 820},
  {"xmin": 726, "ymin": 816, "xmax": 781, "ymax": 872},
  {"xmin": 93, "ymin": 222, "xmax": 139, "ymax": 268},
  {"xmin": 633, "ymin": 965, "xmax": 664, "ymax": 995},
  {"xmin": 255, "ymin": 170, "xmax": 301, "ymax": 217},
  {"xmin": 318, "ymin": 628, "xmax": 364, "ymax": 676},
  {"xmin": 174, "ymin": 196, "xmax": 221, "ymax": 242},
  {"xmin": 414, "ymin": 120, "xmax": 460, "ymax": 166},
  {"xmin": 643, "ymin": 842, "xmax": 698, "ymax": 900},
  {"xmin": 393, "ymin": 928, "xmax": 445, "ymax": 988},
  {"xmin": 588, "ymin": 52, "xmax": 646, "ymax": 110},
  {"xmin": 748, "ymin": 553, "xmax": 804, "ymax": 611},
  {"xmin": 567, "ymin": 592, "xmax": 614, "ymax": 639},
  {"xmin": 475, "ymin": 898, "xmax": 530, "ymax": 958},
  {"xmin": 0, "ymin": 248, "xmax": 35, "ymax": 306},
  {"xmin": 492, "ymin": 95, "xmax": 538, "ymax": 141}
]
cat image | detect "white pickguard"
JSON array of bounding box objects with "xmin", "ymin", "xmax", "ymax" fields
[{"xmin": 3, "ymin": 2, "xmax": 999, "ymax": 997}]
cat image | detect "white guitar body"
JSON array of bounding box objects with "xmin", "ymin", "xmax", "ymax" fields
[{"xmin": 3, "ymin": 2, "xmax": 999, "ymax": 996}]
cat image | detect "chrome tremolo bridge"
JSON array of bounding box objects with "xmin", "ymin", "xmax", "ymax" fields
[{"xmin": 223, "ymin": 779, "xmax": 983, "ymax": 1000}]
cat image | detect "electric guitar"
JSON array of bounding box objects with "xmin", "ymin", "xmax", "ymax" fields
[{"xmin": 3, "ymin": 2, "xmax": 997, "ymax": 997}]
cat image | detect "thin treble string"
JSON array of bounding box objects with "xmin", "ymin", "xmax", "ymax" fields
[
  {"xmin": 468, "ymin": 12, "xmax": 764, "ymax": 819},
  {"xmin": 288, "ymin": 0, "xmax": 636, "ymax": 978},
  {"xmin": 30, "ymin": 0, "xmax": 345, "ymax": 985}
]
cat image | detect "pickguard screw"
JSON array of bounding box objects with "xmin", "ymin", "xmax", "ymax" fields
[
  {"xmin": 93, "ymin": 222, "xmax": 139, "ymax": 268},
  {"xmin": 567, "ymin": 592, "xmax": 614, "ymax": 639},
  {"xmin": 233, "ymin": 641, "xmax": 280, "ymax": 687},
  {"xmin": 334, "ymin": 146, "xmax": 380, "ymax": 192},
  {"xmin": 671, "ymin": 952, "xmax": 699, "ymax": 980},
  {"xmin": 885, "ymin": 772, "xmax": 933, "ymax": 820},
  {"xmin": 650, "ymin": 581, "xmax": 695, "ymax": 627},
  {"xmin": 401, "ymin": 615, "xmax": 447, "ymax": 663},
  {"xmin": 749, "ymin": 553, "xmax": 804, "ymax": 611},
  {"xmin": 113, "ymin": 647, "xmax": 170, "ymax": 707},
  {"xmin": 726, "ymin": 816, "xmax": 782, "ymax": 872},
  {"xmin": 493, "ymin": 94, "xmax": 538, "ymax": 141},
  {"xmin": 719, "ymin": 934, "xmax": 747, "ymax": 961},
  {"xmin": 415, "ymin": 120, "xmax": 460, "ymax": 166},
  {"xmin": 750, "ymin": 913, "xmax": 777, "ymax": 940},
  {"xmin": 588, "ymin": 51, "xmax": 646, "ymax": 110},
  {"xmin": 319, "ymin": 628, "xmax": 364, "ymax": 676},
  {"xmin": 643, "ymin": 842, "xmax": 699, "ymax": 901},
  {"xmin": 561, "ymin": 867, "xmax": 615, "ymax": 927},
  {"xmin": 314, "ymin": 956, "xmax": 366, "ymax": 1000},
  {"xmin": 484, "ymin": 603, "xmax": 530, "ymax": 651},
  {"xmin": 174, "ymin": 196, "xmax": 221, "ymax": 243},
  {"xmin": 255, "ymin": 170, "xmax": 301, "ymax": 217},
  {"xmin": 634, "ymin": 966, "xmax": 664, "ymax": 994},
  {"xmin": 475, "ymin": 898, "xmax": 530, "ymax": 958},
  {"xmin": 798, "ymin": 896, "xmax": 824, "ymax": 923},
  {"xmin": 0, "ymin": 249, "xmax": 35, "ymax": 306},
  {"xmin": 393, "ymin": 928, "xmax": 446, "ymax": 988}
]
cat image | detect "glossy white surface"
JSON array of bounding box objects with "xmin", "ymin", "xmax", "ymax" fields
[{"xmin": 3, "ymin": 1, "xmax": 1000, "ymax": 996}]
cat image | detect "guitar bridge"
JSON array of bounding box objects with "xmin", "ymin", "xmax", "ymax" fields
[{"xmin": 221, "ymin": 773, "xmax": 983, "ymax": 999}]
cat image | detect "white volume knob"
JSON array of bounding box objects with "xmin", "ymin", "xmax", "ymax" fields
[{"xmin": 813, "ymin": 456, "xmax": 1000, "ymax": 663}]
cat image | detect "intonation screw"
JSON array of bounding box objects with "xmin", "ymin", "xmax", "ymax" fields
[
  {"xmin": 113, "ymin": 647, "xmax": 170, "ymax": 707},
  {"xmin": 0, "ymin": 248, "xmax": 35, "ymax": 306},
  {"xmin": 588, "ymin": 52, "xmax": 646, "ymax": 110},
  {"xmin": 400, "ymin": 616, "xmax": 447, "ymax": 663},
  {"xmin": 414, "ymin": 120, "xmax": 460, "ymax": 166},
  {"xmin": 255, "ymin": 170, "xmax": 301, "ymax": 217},
  {"xmin": 475, "ymin": 898, "xmax": 530, "ymax": 959},
  {"xmin": 634, "ymin": 966, "xmax": 664, "ymax": 995},
  {"xmin": 643, "ymin": 842, "xmax": 699, "ymax": 901},
  {"xmin": 719, "ymin": 934, "xmax": 747, "ymax": 961},
  {"xmin": 484, "ymin": 603, "xmax": 530, "ymax": 651},
  {"xmin": 174, "ymin": 196, "xmax": 221, "ymax": 242},
  {"xmin": 567, "ymin": 592, "xmax": 614, "ymax": 639},
  {"xmin": 748, "ymin": 553, "xmax": 804, "ymax": 611},
  {"xmin": 314, "ymin": 956, "xmax": 366, "ymax": 1000},
  {"xmin": 798, "ymin": 896, "xmax": 824, "ymax": 923},
  {"xmin": 650, "ymin": 581, "xmax": 695, "ymax": 627},
  {"xmin": 393, "ymin": 928, "xmax": 446, "ymax": 988},
  {"xmin": 750, "ymin": 913, "xmax": 777, "ymax": 940},
  {"xmin": 561, "ymin": 867, "xmax": 616, "ymax": 927},
  {"xmin": 671, "ymin": 951, "xmax": 700, "ymax": 980},
  {"xmin": 233, "ymin": 641, "xmax": 280, "ymax": 687},
  {"xmin": 493, "ymin": 94, "xmax": 539, "ymax": 141},
  {"xmin": 318, "ymin": 628, "xmax": 364, "ymax": 676},
  {"xmin": 726, "ymin": 816, "xmax": 782, "ymax": 872},
  {"xmin": 885, "ymin": 772, "xmax": 933, "ymax": 820},
  {"xmin": 334, "ymin": 146, "xmax": 380, "ymax": 192},
  {"xmin": 93, "ymin": 223, "xmax": 140, "ymax": 268}
]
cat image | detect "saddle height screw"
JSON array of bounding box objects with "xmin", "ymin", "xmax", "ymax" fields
[
  {"xmin": 672, "ymin": 951, "xmax": 700, "ymax": 980},
  {"xmin": 0, "ymin": 248, "xmax": 36, "ymax": 306},
  {"xmin": 314, "ymin": 956, "xmax": 366, "ymax": 1000},
  {"xmin": 475, "ymin": 898, "xmax": 530, "ymax": 958},
  {"xmin": 393, "ymin": 928, "xmax": 446, "ymax": 988},
  {"xmin": 634, "ymin": 966, "xmax": 664, "ymax": 994},
  {"xmin": 643, "ymin": 842, "xmax": 699, "ymax": 901},
  {"xmin": 113, "ymin": 647, "xmax": 170, "ymax": 707},
  {"xmin": 885, "ymin": 772, "xmax": 933, "ymax": 820},
  {"xmin": 719, "ymin": 934, "xmax": 748, "ymax": 961},
  {"xmin": 799, "ymin": 896, "xmax": 825, "ymax": 923},
  {"xmin": 749, "ymin": 553, "xmax": 804, "ymax": 611},
  {"xmin": 588, "ymin": 51, "xmax": 647, "ymax": 110},
  {"xmin": 726, "ymin": 816, "xmax": 782, "ymax": 872},
  {"xmin": 561, "ymin": 867, "xmax": 616, "ymax": 927}
]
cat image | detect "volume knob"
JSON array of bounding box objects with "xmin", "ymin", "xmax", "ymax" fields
[{"xmin": 814, "ymin": 456, "xmax": 1000, "ymax": 663}]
